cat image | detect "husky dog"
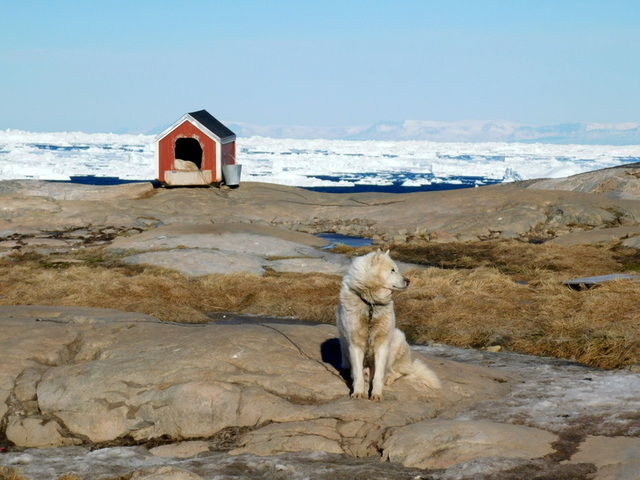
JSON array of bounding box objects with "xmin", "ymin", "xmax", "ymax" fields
[{"xmin": 336, "ymin": 250, "xmax": 441, "ymax": 401}]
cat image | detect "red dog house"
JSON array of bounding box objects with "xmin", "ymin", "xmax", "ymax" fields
[{"xmin": 155, "ymin": 109, "xmax": 238, "ymax": 186}]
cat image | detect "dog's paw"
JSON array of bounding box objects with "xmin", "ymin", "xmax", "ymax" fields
[
  {"xmin": 351, "ymin": 391, "xmax": 367, "ymax": 400},
  {"xmin": 384, "ymin": 372, "xmax": 402, "ymax": 386},
  {"xmin": 370, "ymin": 393, "xmax": 383, "ymax": 402}
]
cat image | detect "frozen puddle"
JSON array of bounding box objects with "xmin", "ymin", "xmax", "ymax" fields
[
  {"xmin": 419, "ymin": 344, "xmax": 640, "ymax": 436},
  {"xmin": 1, "ymin": 448, "xmax": 428, "ymax": 480}
]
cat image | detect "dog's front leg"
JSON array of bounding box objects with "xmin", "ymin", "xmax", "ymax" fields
[
  {"xmin": 349, "ymin": 345, "xmax": 367, "ymax": 399},
  {"xmin": 370, "ymin": 343, "xmax": 390, "ymax": 402}
]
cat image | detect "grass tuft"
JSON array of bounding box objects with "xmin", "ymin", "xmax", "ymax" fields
[{"xmin": 0, "ymin": 468, "xmax": 28, "ymax": 480}]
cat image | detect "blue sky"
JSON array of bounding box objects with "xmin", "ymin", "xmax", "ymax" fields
[{"xmin": 2, "ymin": 0, "xmax": 639, "ymax": 133}]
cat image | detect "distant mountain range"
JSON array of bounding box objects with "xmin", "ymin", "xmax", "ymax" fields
[{"xmin": 223, "ymin": 120, "xmax": 640, "ymax": 145}]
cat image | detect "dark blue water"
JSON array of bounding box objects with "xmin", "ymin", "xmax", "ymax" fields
[
  {"xmin": 58, "ymin": 176, "xmax": 153, "ymax": 186},
  {"xmin": 60, "ymin": 178, "xmax": 499, "ymax": 193},
  {"xmin": 316, "ymin": 233, "xmax": 373, "ymax": 248},
  {"xmin": 303, "ymin": 174, "xmax": 500, "ymax": 194},
  {"xmin": 60, "ymin": 174, "xmax": 501, "ymax": 193},
  {"xmin": 31, "ymin": 143, "xmax": 145, "ymax": 152}
]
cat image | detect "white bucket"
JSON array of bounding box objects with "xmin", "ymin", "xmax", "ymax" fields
[{"xmin": 222, "ymin": 164, "xmax": 242, "ymax": 186}]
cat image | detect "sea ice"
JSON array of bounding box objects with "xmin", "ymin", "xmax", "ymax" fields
[{"xmin": 1, "ymin": 130, "xmax": 638, "ymax": 187}]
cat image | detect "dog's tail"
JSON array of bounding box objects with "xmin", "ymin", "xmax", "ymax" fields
[{"xmin": 409, "ymin": 358, "xmax": 441, "ymax": 390}]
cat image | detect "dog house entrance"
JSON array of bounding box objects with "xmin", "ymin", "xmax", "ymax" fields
[{"xmin": 174, "ymin": 138, "xmax": 203, "ymax": 169}]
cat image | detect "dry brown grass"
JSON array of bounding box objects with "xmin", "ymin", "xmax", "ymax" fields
[
  {"xmin": 0, "ymin": 240, "xmax": 638, "ymax": 370},
  {"xmin": 0, "ymin": 468, "xmax": 27, "ymax": 480},
  {"xmin": 0, "ymin": 252, "xmax": 340, "ymax": 324},
  {"xmin": 0, "ymin": 468, "xmax": 130, "ymax": 480},
  {"xmin": 390, "ymin": 240, "xmax": 637, "ymax": 279},
  {"xmin": 389, "ymin": 240, "xmax": 640, "ymax": 369},
  {"xmin": 395, "ymin": 267, "xmax": 639, "ymax": 369}
]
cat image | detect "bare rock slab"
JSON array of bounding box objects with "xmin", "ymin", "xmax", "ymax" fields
[
  {"xmin": 129, "ymin": 466, "xmax": 203, "ymax": 480},
  {"xmin": 1, "ymin": 305, "xmax": 517, "ymax": 467},
  {"xmin": 566, "ymin": 436, "xmax": 640, "ymax": 480},
  {"xmin": 382, "ymin": 419, "xmax": 558, "ymax": 469},
  {"xmin": 564, "ymin": 273, "xmax": 640, "ymax": 289},
  {"xmin": 550, "ymin": 225, "xmax": 640, "ymax": 246},
  {"xmin": 107, "ymin": 222, "xmax": 348, "ymax": 276},
  {"xmin": 149, "ymin": 441, "xmax": 211, "ymax": 458}
]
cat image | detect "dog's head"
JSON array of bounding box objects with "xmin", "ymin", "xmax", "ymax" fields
[
  {"xmin": 348, "ymin": 250, "xmax": 410, "ymax": 303},
  {"xmin": 370, "ymin": 249, "xmax": 410, "ymax": 292}
]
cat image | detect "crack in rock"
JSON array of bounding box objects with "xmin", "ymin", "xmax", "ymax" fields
[{"xmin": 257, "ymin": 323, "xmax": 345, "ymax": 382}]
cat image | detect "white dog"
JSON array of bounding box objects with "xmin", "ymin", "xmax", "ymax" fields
[{"xmin": 336, "ymin": 250, "xmax": 440, "ymax": 401}]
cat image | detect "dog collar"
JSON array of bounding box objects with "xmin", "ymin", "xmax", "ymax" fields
[{"xmin": 349, "ymin": 286, "xmax": 391, "ymax": 307}]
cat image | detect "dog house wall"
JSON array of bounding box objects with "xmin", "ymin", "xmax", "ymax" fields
[{"xmin": 155, "ymin": 110, "xmax": 236, "ymax": 186}]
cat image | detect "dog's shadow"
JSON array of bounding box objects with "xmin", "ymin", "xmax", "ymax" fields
[{"xmin": 321, "ymin": 338, "xmax": 352, "ymax": 386}]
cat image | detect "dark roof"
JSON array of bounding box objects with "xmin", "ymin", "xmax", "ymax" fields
[{"xmin": 188, "ymin": 109, "xmax": 235, "ymax": 140}]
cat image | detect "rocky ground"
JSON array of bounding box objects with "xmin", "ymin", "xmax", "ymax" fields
[
  {"xmin": 1, "ymin": 164, "xmax": 640, "ymax": 272},
  {"xmin": 1, "ymin": 164, "xmax": 640, "ymax": 479}
]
